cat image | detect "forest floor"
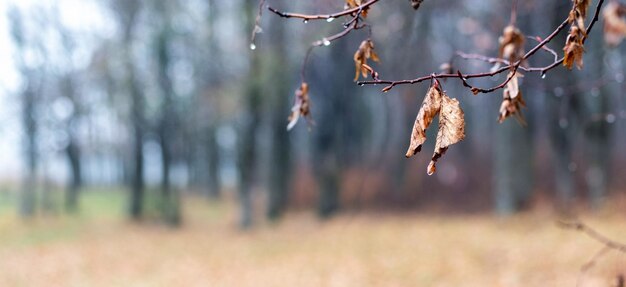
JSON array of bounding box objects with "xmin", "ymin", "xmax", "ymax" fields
[{"xmin": 0, "ymin": 190, "xmax": 625, "ymax": 287}]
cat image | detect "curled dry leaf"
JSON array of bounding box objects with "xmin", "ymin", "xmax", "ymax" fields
[
  {"xmin": 498, "ymin": 25, "xmax": 525, "ymax": 63},
  {"xmin": 563, "ymin": 25, "xmax": 586, "ymax": 70},
  {"xmin": 570, "ymin": 0, "xmax": 591, "ymax": 34},
  {"xmin": 410, "ymin": 0, "xmax": 424, "ymax": 10},
  {"xmin": 405, "ymin": 80, "xmax": 466, "ymax": 175},
  {"xmin": 428, "ymin": 95, "xmax": 465, "ymax": 176},
  {"xmin": 345, "ymin": 0, "xmax": 369, "ymax": 18},
  {"xmin": 498, "ymin": 72, "xmax": 526, "ymax": 124},
  {"xmin": 603, "ymin": 1, "xmax": 626, "ymax": 47},
  {"xmin": 353, "ymin": 39, "xmax": 380, "ymax": 81},
  {"xmin": 406, "ymin": 81, "xmax": 442, "ymax": 158},
  {"xmin": 287, "ymin": 82, "xmax": 311, "ymax": 131}
]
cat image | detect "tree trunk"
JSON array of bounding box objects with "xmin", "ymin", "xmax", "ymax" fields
[
  {"xmin": 266, "ymin": 13, "xmax": 292, "ymax": 221},
  {"xmin": 20, "ymin": 83, "xmax": 38, "ymax": 218},
  {"xmin": 65, "ymin": 137, "xmax": 82, "ymax": 213},
  {"xmin": 583, "ymin": 39, "xmax": 612, "ymax": 209},
  {"xmin": 207, "ymin": 128, "xmax": 221, "ymax": 199},
  {"xmin": 156, "ymin": 24, "xmax": 181, "ymax": 226},
  {"xmin": 493, "ymin": 119, "xmax": 534, "ymax": 215},
  {"xmin": 236, "ymin": 0, "xmax": 264, "ymax": 229}
]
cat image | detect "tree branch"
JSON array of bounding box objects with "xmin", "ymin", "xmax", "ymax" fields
[
  {"xmin": 559, "ymin": 219, "xmax": 626, "ymax": 287},
  {"xmin": 558, "ymin": 220, "xmax": 626, "ymax": 254},
  {"xmin": 358, "ymin": 0, "xmax": 606, "ymax": 94},
  {"xmin": 267, "ymin": 0, "xmax": 380, "ymax": 21}
]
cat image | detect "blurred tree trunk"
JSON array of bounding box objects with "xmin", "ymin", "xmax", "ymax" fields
[
  {"xmin": 313, "ymin": 93, "xmax": 341, "ymax": 218},
  {"xmin": 266, "ymin": 15, "xmax": 292, "ymax": 221},
  {"xmin": 65, "ymin": 135, "xmax": 82, "ymax": 212},
  {"xmin": 549, "ymin": 79, "xmax": 580, "ymax": 211},
  {"xmin": 492, "ymin": 5, "xmax": 534, "ymax": 215},
  {"xmin": 312, "ymin": 38, "xmax": 353, "ymax": 218},
  {"xmin": 207, "ymin": 129, "xmax": 221, "ymax": 198},
  {"xmin": 206, "ymin": 0, "xmax": 221, "ymax": 199},
  {"xmin": 156, "ymin": 27, "xmax": 181, "ymax": 226},
  {"xmin": 113, "ymin": 0, "xmax": 145, "ymax": 220},
  {"xmin": 238, "ymin": 0, "xmax": 262, "ymax": 229},
  {"xmin": 9, "ymin": 8, "xmax": 38, "ymax": 218},
  {"xmin": 547, "ymin": 1, "xmax": 579, "ymax": 211},
  {"xmin": 62, "ymin": 77, "xmax": 82, "ymax": 213},
  {"xmin": 21, "ymin": 82, "xmax": 39, "ymax": 218},
  {"xmin": 128, "ymin": 59, "xmax": 145, "ymax": 221},
  {"xmin": 584, "ymin": 40, "xmax": 612, "ymax": 209},
  {"xmin": 238, "ymin": 82, "xmax": 260, "ymax": 229},
  {"xmin": 493, "ymin": 120, "xmax": 533, "ymax": 214}
]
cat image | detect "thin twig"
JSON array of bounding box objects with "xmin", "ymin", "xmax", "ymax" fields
[
  {"xmin": 559, "ymin": 219, "xmax": 626, "ymax": 287},
  {"xmin": 250, "ymin": 0, "xmax": 267, "ymax": 49},
  {"xmin": 558, "ymin": 220, "xmax": 626, "ymax": 254},
  {"xmin": 528, "ymin": 36, "xmax": 559, "ymax": 62},
  {"xmin": 576, "ymin": 246, "xmax": 611, "ymax": 287},
  {"xmin": 267, "ymin": 0, "xmax": 380, "ymax": 21}
]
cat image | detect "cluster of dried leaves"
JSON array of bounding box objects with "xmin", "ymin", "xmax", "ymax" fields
[
  {"xmin": 604, "ymin": 1, "xmax": 626, "ymax": 46},
  {"xmin": 497, "ymin": 25, "xmax": 527, "ymax": 124},
  {"xmin": 353, "ymin": 39, "xmax": 380, "ymax": 81},
  {"xmin": 563, "ymin": 0, "xmax": 590, "ymax": 70},
  {"xmin": 499, "ymin": 72, "xmax": 526, "ymax": 124},
  {"xmin": 405, "ymin": 80, "xmax": 465, "ymax": 175}
]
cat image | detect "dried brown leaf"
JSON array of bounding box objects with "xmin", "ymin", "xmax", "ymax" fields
[
  {"xmin": 428, "ymin": 94, "xmax": 465, "ymax": 176},
  {"xmin": 345, "ymin": 0, "xmax": 369, "ymax": 18},
  {"xmin": 603, "ymin": 2, "xmax": 626, "ymax": 47},
  {"xmin": 563, "ymin": 25, "xmax": 586, "ymax": 70},
  {"xmin": 498, "ymin": 72, "xmax": 526, "ymax": 124},
  {"xmin": 405, "ymin": 82, "xmax": 442, "ymax": 158},
  {"xmin": 499, "ymin": 72, "xmax": 525, "ymax": 120},
  {"xmin": 498, "ymin": 25, "xmax": 525, "ymax": 63},
  {"xmin": 287, "ymin": 82, "xmax": 311, "ymax": 131},
  {"xmin": 569, "ymin": 0, "xmax": 590, "ymax": 35},
  {"xmin": 353, "ymin": 40, "xmax": 380, "ymax": 81}
]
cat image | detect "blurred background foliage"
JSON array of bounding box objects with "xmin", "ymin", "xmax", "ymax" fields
[
  {"xmin": 1, "ymin": 0, "xmax": 626, "ymax": 222},
  {"xmin": 0, "ymin": 0, "xmax": 625, "ymax": 221}
]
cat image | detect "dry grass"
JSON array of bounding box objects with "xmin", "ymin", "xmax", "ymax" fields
[{"xmin": 0, "ymin": 192, "xmax": 625, "ymax": 287}]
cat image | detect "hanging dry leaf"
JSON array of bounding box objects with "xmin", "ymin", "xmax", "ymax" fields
[
  {"xmin": 410, "ymin": 0, "xmax": 424, "ymax": 10},
  {"xmin": 498, "ymin": 72, "xmax": 526, "ymax": 124},
  {"xmin": 569, "ymin": 0, "xmax": 591, "ymax": 34},
  {"xmin": 574, "ymin": 0, "xmax": 591, "ymax": 19},
  {"xmin": 563, "ymin": 25, "xmax": 586, "ymax": 70},
  {"xmin": 498, "ymin": 25, "xmax": 525, "ymax": 63},
  {"xmin": 428, "ymin": 95, "xmax": 465, "ymax": 176},
  {"xmin": 287, "ymin": 82, "xmax": 311, "ymax": 131},
  {"xmin": 603, "ymin": 1, "xmax": 626, "ymax": 47},
  {"xmin": 405, "ymin": 80, "xmax": 466, "ymax": 175},
  {"xmin": 405, "ymin": 81, "xmax": 442, "ymax": 158},
  {"xmin": 353, "ymin": 39, "xmax": 380, "ymax": 81},
  {"xmin": 345, "ymin": 0, "xmax": 369, "ymax": 18}
]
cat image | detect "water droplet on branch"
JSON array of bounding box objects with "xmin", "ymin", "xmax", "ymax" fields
[
  {"xmin": 250, "ymin": 43, "xmax": 257, "ymax": 50},
  {"xmin": 303, "ymin": 19, "xmax": 309, "ymax": 24},
  {"xmin": 326, "ymin": 17, "xmax": 335, "ymax": 23},
  {"xmin": 322, "ymin": 38, "xmax": 331, "ymax": 46}
]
